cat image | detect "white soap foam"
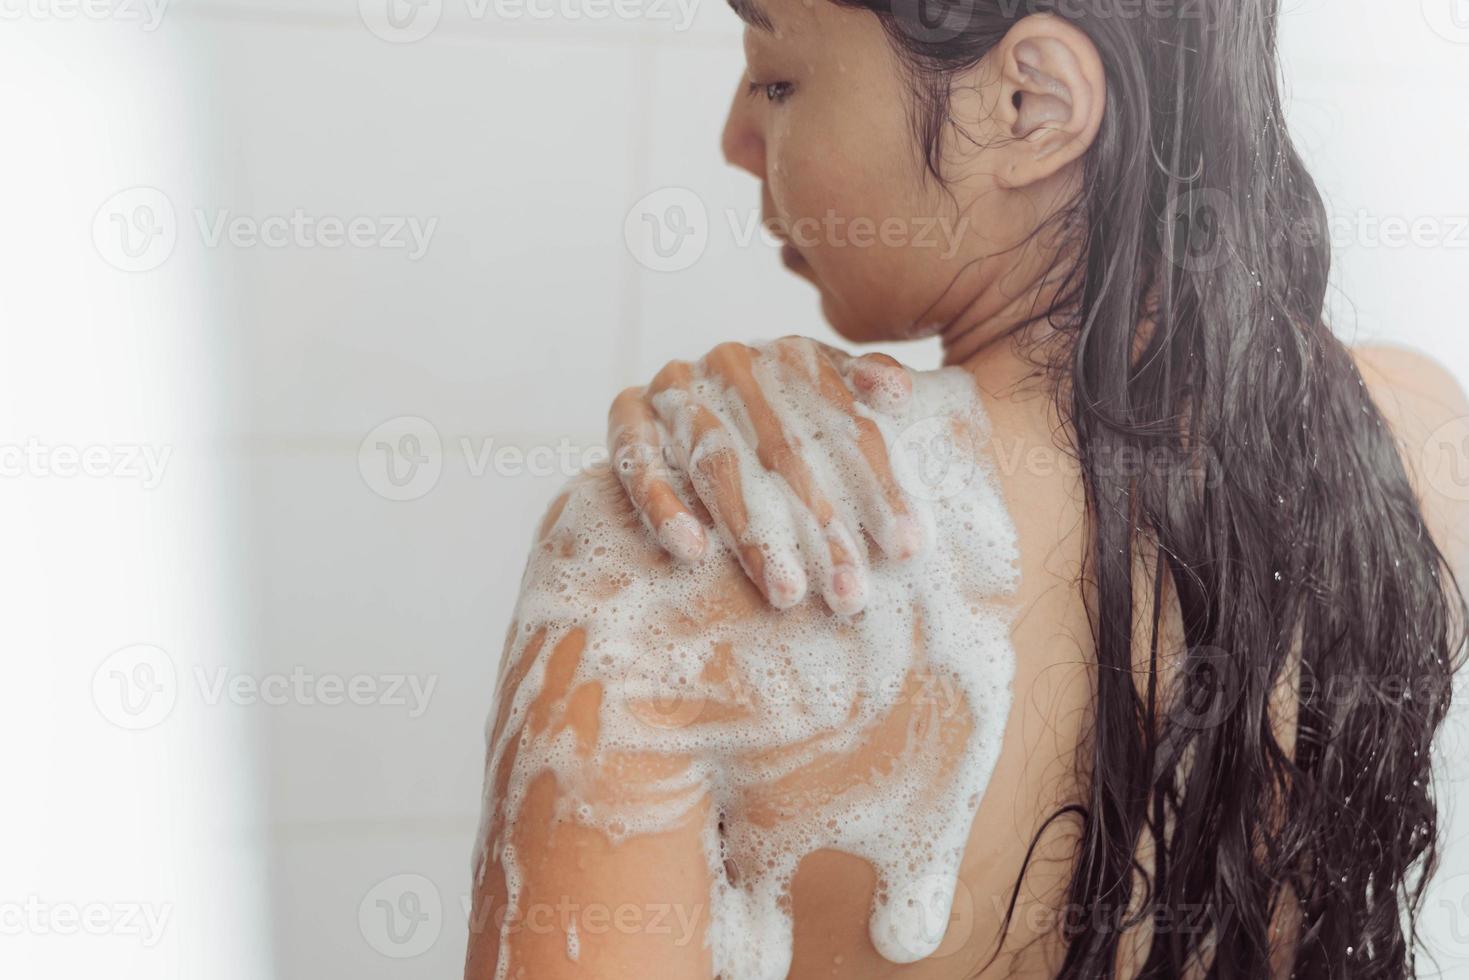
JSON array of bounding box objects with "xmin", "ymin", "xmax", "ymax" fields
[{"xmin": 476, "ymin": 362, "xmax": 1020, "ymax": 979}]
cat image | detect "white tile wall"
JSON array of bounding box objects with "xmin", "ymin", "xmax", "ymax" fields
[
  {"xmin": 178, "ymin": 18, "xmax": 640, "ymax": 440},
  {"xmin": 242, "ymin": 447, "xmax": 567, "ymax": 825},
  {"xmin": 269, "ymin": 828, "xmax": 476, "ymax": 978},
  {"xmin": 1283, "ymin": 71, "xmax": 1469, "ymax": 381},
  {"xmin": 26, "ymin": 0, "xmax": 1469, "ymax": 975}
]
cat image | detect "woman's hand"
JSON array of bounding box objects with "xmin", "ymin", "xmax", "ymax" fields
[{"xmin": 607, "ymin": 336, "xmax": 924, "ymax": 616}]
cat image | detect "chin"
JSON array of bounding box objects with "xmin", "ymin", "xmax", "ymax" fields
[
  {"xmin": 817, "ymin": 292, "xmax": 859, "ymax": 341},
  {"xmin": 818, "ymin": 291, "xmax": 903, "ymax": 345},
  {"xmin": 795, "ymin": 258, "xmax": 909, "ymax": 344}
]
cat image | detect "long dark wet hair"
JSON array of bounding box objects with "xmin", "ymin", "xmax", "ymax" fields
[{"xmin": 829, "ymin": 0, "xmax": 1469, "ymax": 975}]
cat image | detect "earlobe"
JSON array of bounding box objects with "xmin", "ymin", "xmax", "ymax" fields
[{"xmin": 995, "ymin": 17, "xmax": 1105, "ymax": 190}]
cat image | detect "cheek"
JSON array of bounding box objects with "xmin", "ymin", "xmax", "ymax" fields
[{"xmin": 768, "ymin": 130, "xmax": 946, "ymax": 335}]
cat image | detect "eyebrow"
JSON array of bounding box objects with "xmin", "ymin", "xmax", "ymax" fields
[{"xmin": 726, "ymin": 0, "xmax": 774, "ymax": 32}]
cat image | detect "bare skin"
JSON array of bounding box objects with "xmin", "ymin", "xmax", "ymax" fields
[
  {"xmin": 466, "ymin": 0, "xmax": 1469, "ymax": 976},
  {"xmin": 467, "ymin": 344, "xmax": 1099, "ymax": 979},
  {"xmin": 466, "ymin": 334, "xmax": 1468, "ymax": 979}
]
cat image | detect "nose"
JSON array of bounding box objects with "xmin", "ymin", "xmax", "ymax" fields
[{"xmin": 721, "ymin": 76, "xmax": 765, "ymax": 181}]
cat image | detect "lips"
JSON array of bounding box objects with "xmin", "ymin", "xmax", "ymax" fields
[
  {"xmin": 764, "ymin": 201, "xmax": 812, "ymax": 277},
  {"xmin": 779, "ymin": 241, "xmax": 807, "ymax": 271}
]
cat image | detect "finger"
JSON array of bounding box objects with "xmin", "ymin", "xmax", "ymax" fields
[
  {"xmin": 705, "ymin": 343, "xmax": 870, "ymax": 614},
  {"xmin": 848, "ymin": 353, "xmax": 914, "ymax": 413},
  {"xmin": 819, "ymin": 519, "xmax": 869, "ymax": 617},
  {"xmin": 650, "ymin": 357, "xmax": 808, "ymax": 608},
  {"xmin": 803, "ymin": 351, "xmax": 925, "ymax": 561},
  {"xmin": 645, "ymin": 360, "xmax": 715, "ymax": 526},
  {"xmin": 687, "ymin": 403, "xmax": 808, "ymax": 609},
  {"xmin": 769, "ymin": 340, "xmax": 917, "ymax": 559},
  {"xmin": 646, "ymin": 359, "xmax": 701, "ymax": 456},
  {"xmin": 775, "ymin": 336, "xmax": 913, "ymax": 413},
  {"xmin": 609, "ymin": 387, "xmax": 707, "ymax": 562}
]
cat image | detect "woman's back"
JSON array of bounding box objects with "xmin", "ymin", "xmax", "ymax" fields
[
  {"xmin": 466, "ymin": 336, "xmax": 1469, "ymax": 979},
  {"xmin": 469, "ymin": 351, "xmax": 1065, "ymax": 978},
  {"xmin": 768, "ymin": 343, "xmax": 1101, "ymax": 978}
]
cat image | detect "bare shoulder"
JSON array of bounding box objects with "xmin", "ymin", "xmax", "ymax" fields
[
  {"xmin": 1350, "ymin": 343, "xmax": 1469, "ymax": 575},
  {"xmin": 1352, "ymin": 344, "xmax": 1468, "ymax": 417}
]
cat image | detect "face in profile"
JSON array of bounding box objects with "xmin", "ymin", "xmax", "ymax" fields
[{"xmin": 719, "ymin": 0, "xmax": 1104, "ymax": 351}]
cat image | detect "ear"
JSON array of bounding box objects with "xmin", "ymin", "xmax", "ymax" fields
[{"xmin": 991, "ymin": 14, "xmax": 1105, "ymax": 190}]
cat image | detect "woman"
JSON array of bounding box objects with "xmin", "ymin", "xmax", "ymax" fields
[{"xmin": 467, "ymin": 0, "xmax": 1469, "ymax": 976}]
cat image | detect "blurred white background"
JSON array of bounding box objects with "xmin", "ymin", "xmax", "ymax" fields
[{"xmin": 2, "ymin": 0, "xmax": 1468, "ymax": 977}]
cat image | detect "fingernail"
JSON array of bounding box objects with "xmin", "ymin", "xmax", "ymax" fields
[
  {"xmin": 854, "ymin": 365, "xmax": 911, "ymax": 414},
  {"xmin": 657, "ymin": 513, "xmax": 706, "ymax": 563},
  {"xmin": 828, "ymin": 566, "xmax": 867, "ymax": 616},
  {"xmin": 887, "ymin": 515, "xmax": 925, "ymax": 560},
  {"xmin": 764, "ymin": 559, "xmax": 808, "ymax": 610}
]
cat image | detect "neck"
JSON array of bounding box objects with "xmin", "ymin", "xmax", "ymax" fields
[{"xmin": 939, "ymin": 259, "xmax": 1070, "ymax": 371}]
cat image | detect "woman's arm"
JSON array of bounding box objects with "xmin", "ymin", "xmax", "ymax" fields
[
  {"xmin": 464, "ymin": 633, "xmax": 715, "ymax": 979},
  {"xmin": 465, "ymin": 485, "xmax": 720, "ymax": 979}
]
